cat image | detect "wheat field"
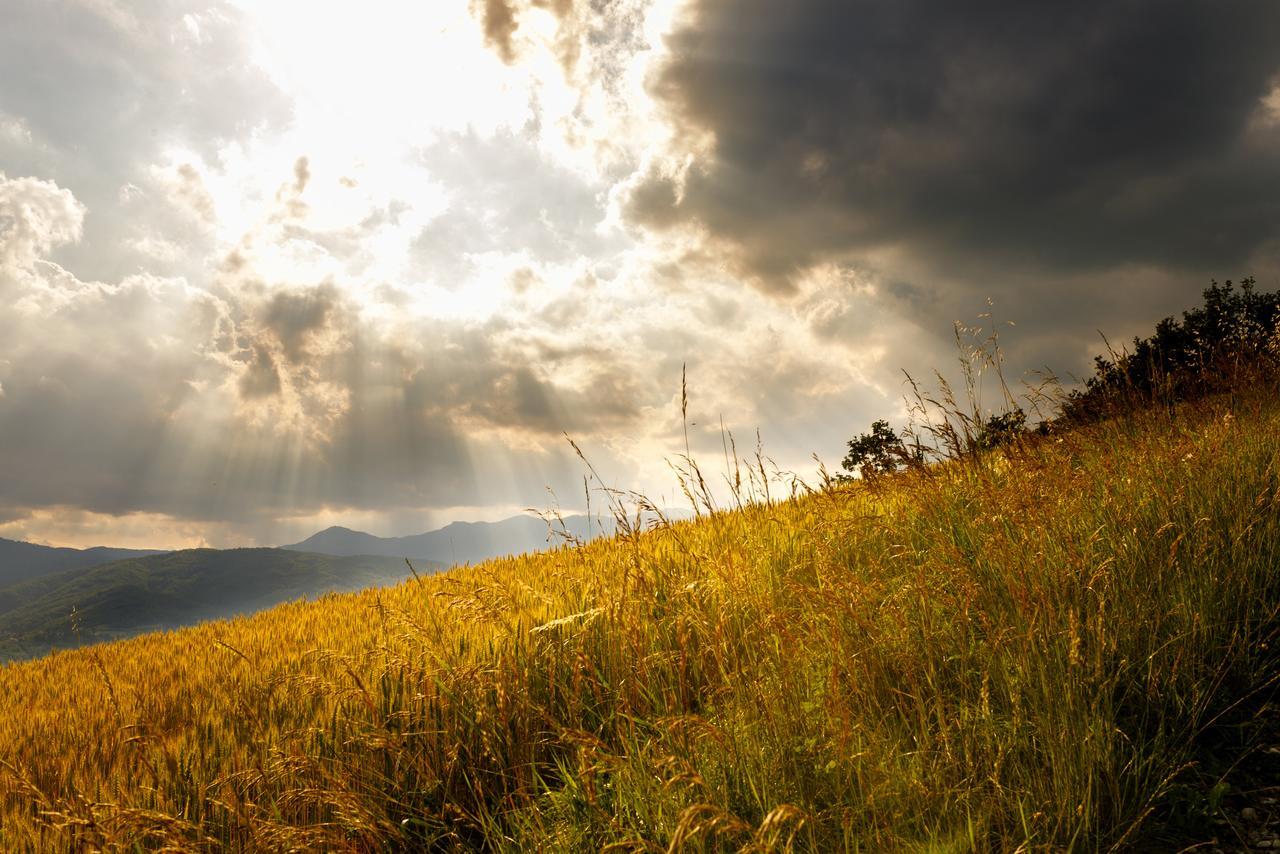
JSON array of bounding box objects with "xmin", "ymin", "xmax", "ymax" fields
[{"xmin": 0, "ymin": 392, "xmax": 1277, "ymax": 851}]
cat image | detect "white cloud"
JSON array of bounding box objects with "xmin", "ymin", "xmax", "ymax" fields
[
  {"xmin": 0, "ymin": 173, "xmax": 85, "ymax": 275},
  {"xmin": 0, "ymin": 113, "xmax": 32, "ymax": 146},
  {"xmin": 0, "ymin": 0, "xmax": 1041, "ymax": 549}
]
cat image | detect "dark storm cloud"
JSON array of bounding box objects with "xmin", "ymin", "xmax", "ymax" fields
[{"xmin": 633, "ymin": 0, "xmax": 1280, "ymax": 295}]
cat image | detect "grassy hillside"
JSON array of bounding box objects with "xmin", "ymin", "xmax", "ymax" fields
[
  {"xmin": 0, "ymin": 392, "xmax": 1277, "ymax": 850},
  {"xmin": 0, "ymin": 549, "xmax": 444, "ymax": 661}
]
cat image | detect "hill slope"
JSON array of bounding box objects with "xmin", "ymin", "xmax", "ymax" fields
[
  {"xmin": 0, "ymin": 548, "xmax": 444, "ymax": 660},
  {"xmin": 0, "ymin": 393, "xmax": 1277, "ymax": 850},
  {"xmin": 282, "ymin": 513, "xmax": 612, "ymax": 565},
  {"xmin": 0, "ymin": 537, "xmax": 164, "ymax": 586}
]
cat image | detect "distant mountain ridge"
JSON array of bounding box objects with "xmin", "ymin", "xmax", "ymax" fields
[
  {"xmin": 0, "ymin": 510, "xmax": 679, "ymax": 663},
  {"xmin": 0, "ymin": 547, "xmax": 446, "ymax": 661},
  {"xmin": 0, "ymin": 537, "xmax": 165, "ymax": 586},
  {"xmin": 282, "ymin": 514, "xmax": 614, "ymax": 566}
]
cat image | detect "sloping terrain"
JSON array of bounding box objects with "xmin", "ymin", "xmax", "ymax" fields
[
  {"xmin": 0, "ymin": 393, "xmax": 1276, "ymax": 850},
  {"xmin": 0, "ymin": 548, "xmax": 444, "ymax": 660}
]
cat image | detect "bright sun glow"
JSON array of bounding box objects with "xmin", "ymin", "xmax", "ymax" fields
[
  {"xmin": 199, "ymin": 0, "xmax": 641, "ymax": 322},
  {"xmin": 3, "ymin": 0, "xmax": 889, "ymax": 551},
  {"xmin": 229, "ymin": 1, "xmax": 533, "ymax": 141}
]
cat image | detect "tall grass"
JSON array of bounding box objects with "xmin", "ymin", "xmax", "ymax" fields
[{"xmin": 0, "ymin": 390, "xmax": 1278, "ymax": 850}]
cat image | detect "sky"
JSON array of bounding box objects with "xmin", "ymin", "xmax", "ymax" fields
[{"xmin": 1, "ymin": 0, "xmax": 1278, "ymax": 549}]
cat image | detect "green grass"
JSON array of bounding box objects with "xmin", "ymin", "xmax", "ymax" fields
[{"xmin": 0, "ymin": 390, "xmax": 1277, "ymax": 850}]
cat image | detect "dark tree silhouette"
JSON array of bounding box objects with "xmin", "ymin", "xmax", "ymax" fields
[
  {"xmin": 1064, "ymin": 277, "xmax": 1280, "ymax": 422},
  {"xmin": 841, "ymin": 420, "xmax": 920, "ymax": 479}
]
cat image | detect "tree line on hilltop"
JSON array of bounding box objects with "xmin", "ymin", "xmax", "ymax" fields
[{"xmin": 842, "ymin": 277, "xmax": 1280, "ymax": 479}]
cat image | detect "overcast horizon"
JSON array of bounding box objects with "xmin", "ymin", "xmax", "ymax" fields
[{"xmin": 2, "ymin": 0, "xmax": 1278, "ymax": 550}]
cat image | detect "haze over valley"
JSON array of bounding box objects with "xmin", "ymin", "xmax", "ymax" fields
[{"xmin": 0, "ymin": 512, "xmax": 627, "ymax": 659}]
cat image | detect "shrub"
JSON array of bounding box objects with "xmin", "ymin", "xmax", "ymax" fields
[
  {"xmin": 1063, "ymin": 277, "xmax": 1280, "ymax": 422},
  {"xmin": 973, "ymin": 407, "xmax": 1027, "ymax": 451},
  {"xmin": 840, "ymin": 419, "xmax": 922, "ymax": 479}
]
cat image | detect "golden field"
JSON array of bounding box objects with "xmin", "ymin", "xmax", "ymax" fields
[{"xmin": 1, "ymin": 392, "xmax": 1278, "ymax": 851}]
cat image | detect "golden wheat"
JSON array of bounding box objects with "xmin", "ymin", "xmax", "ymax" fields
[{"xmin": 0, "ymin": 393, "xmax": 1276, "ymax": 850}]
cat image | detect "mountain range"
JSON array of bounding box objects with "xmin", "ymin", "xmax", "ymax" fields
[
  {"xmin": 0, "ymin": 537, "xmax": 165, "ymax": 586},
  {"xmin": 282, "ymin": 513, "xmax": 618, "ymax": 565},
  {"xmin": 0, "ymin": 512, "xmax": 656, "ymax": 662}
]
